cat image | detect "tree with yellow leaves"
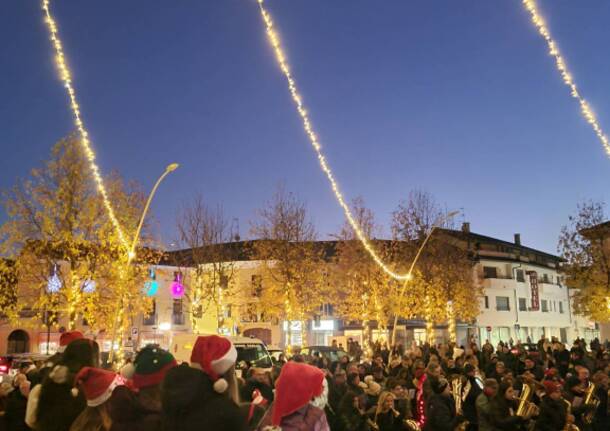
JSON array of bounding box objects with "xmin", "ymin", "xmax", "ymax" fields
[
  {"xmin": 391, "ymin": 190, "xmax": 480, "ymax": 343},
  {"xmin": 0, "ymin": 135, "xmax": 157, "ymax": 335},
  {"xmin": 250, "ymin": 185, "xmax": 325, "ymax": 348},
  {"xmin": 330, "ymin": 197, "xmax": 399, "ymax": 349},
  {"xmin": 559, "ymin": 200, "xmax": 610, "ymax": 322}
]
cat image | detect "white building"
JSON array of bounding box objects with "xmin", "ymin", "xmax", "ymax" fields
[{"xmin": 447, "ymin": 226, "xmax": 598, "ymax": 347}]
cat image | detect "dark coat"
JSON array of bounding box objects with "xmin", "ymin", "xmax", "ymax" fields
[
  {"xmin": 462, "ymin": 376, "xmax": 483, "ymax": 425},
  {"xmin": 423, "ymin": 394, "xmax": 462, "ymax": 431},
  {"xmin": 4, "ymin": 390, "xmax": 29, "ymax": 431},
  {"xmin": 534, "ymin": 396, "xmax": 567, "ymax": 431},
  {"xmin": 487, "ymin": 396, "xmax": 525, "ymax": 431}
]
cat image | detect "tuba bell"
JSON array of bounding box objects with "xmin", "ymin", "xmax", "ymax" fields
[
  {"xmin": 516, "ymin": 383, "xmax": 540, "ymax": 418},
  {"xmin": 451, "ymin": 377, "xmax": 469, "ymax": 431},
  {"xmin": 562, "ymin": 398, "xmax": 580, "ymax": 431}
]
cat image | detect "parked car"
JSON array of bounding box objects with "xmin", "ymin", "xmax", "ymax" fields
[
  {"xmin": 171, "ymin": 334, "xmax": 273, "ymax": 378},
  {"xmin": 301, "ymin": 346, "xmax": 348, "ymax": 363},
  {"xmin": 0, "ymin": 353, "xmax": 50, "ymax": 378},
  {"xmin": 266, "ymin": 345, "xmax": 284, "ymax": 363}
]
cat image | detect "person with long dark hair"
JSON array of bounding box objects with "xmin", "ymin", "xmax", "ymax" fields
[{"xmin": 27, "ymin": 338, "xmax": 99, "ymax": 431}]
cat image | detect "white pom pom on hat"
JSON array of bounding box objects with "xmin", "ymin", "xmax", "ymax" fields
[
  {"xmin": 120, "ymin": 363, "xmax": 136, "ymax": 380},
  {"xmin": 213, "ymin": 378, "xmax": 229, "ymax": 394},
  {"xmin": 189, "ymin": 335, "xmax": 237, "ymax": 394}
]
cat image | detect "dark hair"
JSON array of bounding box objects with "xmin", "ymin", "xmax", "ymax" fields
[
  {"xmin": 161, "ymin": 364, "xmax": 245, "ymax": 431},
  {"xmin": 36, "ymin": 339, "xmax": 100, "ymax": 431}
]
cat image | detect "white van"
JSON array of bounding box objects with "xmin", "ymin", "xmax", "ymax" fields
[{"xmin": 171, "ymin": 334, "xmax": 273, "ymax": 377}]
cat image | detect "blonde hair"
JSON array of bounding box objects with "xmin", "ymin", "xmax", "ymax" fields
[{"xmin": 375, "ymin": 391, "xmax": 395, "ymax": 416}]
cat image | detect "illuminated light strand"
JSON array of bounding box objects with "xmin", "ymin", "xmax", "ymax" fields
[
  {"xmin": 523, "ymin": 0, "xmax": 610, "ymax": 156},
  {"xmin": 41, "ymin": 0, "xmax": 128, "ymax": 246},
  {"xmin": 256, "ymin": 0, "xmax": 410, "ymax": 281}
]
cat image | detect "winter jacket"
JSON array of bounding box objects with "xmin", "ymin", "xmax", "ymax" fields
[
  {"xmin": 4, "ymin": 390, "xmax": 29, "ymax": 431},
  {"xmin": 534, "ymin": 396, "xmax": 567, "ymax": 431},
  {"xmin": 423, "ymin": 394, "xmax": 463, "ymax": 431},
  {"xmin": 462, "ymin": 376, "xmax": 483, "ymax": 425},
  {"xmin": 371, "ymin": 410, "xmax": 401, "ymax": 431},
  {"xmin": 487, "ymin": 397, "xmax": 525, "ymax": 431},
  {"xmin": 258, "ymin": 404, "xmax": 329, "ymax": 431},
  {"xmin": 277, "ymin": 405, "xmax": 329, "ymax": 431},
  {"xmin": 476, "ymin": 392, "xmax": 494, "ymax": 431}
]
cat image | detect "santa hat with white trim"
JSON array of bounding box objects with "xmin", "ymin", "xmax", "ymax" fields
[
  {"xmin": 72, "ymin": 367, "xmax": 125, "ymax": 407},
  {"xmin": 57, "ymin": 331, "xmax": 84, "ymax": 353},
  {"xmin": 190, "ymin": 335, "xmax": 237, "ymax": 394}
]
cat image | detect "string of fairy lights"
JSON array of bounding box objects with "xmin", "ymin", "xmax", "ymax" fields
[
  {"xmin": 523, "ymin": 0, "xmax": 610, "ymax": 157},
  {"xmin": 41, "ymin": 0, "xmax": 128, "ymax": 247},
  {"xmin": 255, "ymin": 0, "xmax": 411, "ymax": 281}
]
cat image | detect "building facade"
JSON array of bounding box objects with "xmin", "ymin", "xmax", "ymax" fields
[{"xmin": 1, "ymin": 226, "xmax": 603, "ymax": 355}]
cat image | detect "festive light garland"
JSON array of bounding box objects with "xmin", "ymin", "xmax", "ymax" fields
[
  {"xmin": 256, "ymin": 0, "xmax": 411, "ymax": 281},
  {"xmin": 41, "ymin": 0, "xmax": 128, "ymax": 246},
  {"xmin": 523, "ymin": 0, "xmax": 610, "ymax": 156}
]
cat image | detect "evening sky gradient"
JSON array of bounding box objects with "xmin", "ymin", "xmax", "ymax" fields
[{"xmin": 1, "ymin": 0, "xmax": 609, "ymax": 254}]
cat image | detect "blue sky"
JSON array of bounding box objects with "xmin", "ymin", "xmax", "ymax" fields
[{"xmin": 1, "ymin": 1, "xmax": 609, "ymax": 254}]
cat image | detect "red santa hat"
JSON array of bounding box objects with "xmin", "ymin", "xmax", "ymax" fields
[
  {"xmin": 272, "ymin": 362, "xmax": 325, "ymax": 426},
  {"xmin": 190, "ymin": 335, "xmax": 237, "ymax": 394},
  {"xmin": 57, "ymin": 331, "xmax": 84, "ymax": 353},
  {"xmin": 72, "ymin": 367, "xmax": 125, "ymax": 407}
]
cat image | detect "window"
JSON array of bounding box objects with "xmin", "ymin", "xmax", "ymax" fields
[
  {"xmin": 251, "ymin": 275, "xmax": 263, "ymax": 297},
  {"xmin": 483, "ymin": 266, "xmax": 497, "ymax": 279},
  {"xmin": 542, "ymin": 274, "xmax": 550, "ymax": 284},
  {"xmin": 518, "ymin": 298, "xmax": 527, "ymax": 311},
  {"xmin": 496, "ymin": 296, "xmax": 510, "ymax": 311},
  {"xmin": 559, "ymin": 302, "xmax": 564, "ymax": 314},
  {"xmin": 484, "ymin": 296, "xmax": 489, "ymax": 309},
  {"xmin": 516, "ymin": 269, "xmax": 525, "ymax": 282},
  {"xmin": 541, "ymin": 300, "xmax": 548, "ymax": 312},
  {"xmin": 172, "ymin": 298, "xmax": 184, "ymax": 325}
]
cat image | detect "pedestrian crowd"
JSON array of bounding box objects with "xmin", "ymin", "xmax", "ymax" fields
[{"xmin": 0, "ymin": 332, "xmax": 608, "ymax": 431}]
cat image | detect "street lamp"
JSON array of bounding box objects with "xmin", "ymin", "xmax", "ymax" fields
[
  {"xmin": 390, "ymin": 210, "xmax": 460, "ymax": 346},
  {"xmin": 107, "ymin": 163, "xmax": 179, "ymax": 365}
]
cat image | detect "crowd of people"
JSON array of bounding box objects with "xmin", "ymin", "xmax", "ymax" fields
[{"xmin": 0, "ymin": 331, "xmax": 608, "ymax": 431}]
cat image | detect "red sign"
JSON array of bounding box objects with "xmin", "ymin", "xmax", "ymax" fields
[{"xmin": 529, "ymin": 272, "xmax": 539, "ymax": 311}]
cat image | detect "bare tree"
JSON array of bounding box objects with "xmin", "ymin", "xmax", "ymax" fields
[{"xmin": 175, "ymin": 194, "xmax": 236, "ymax": 333}]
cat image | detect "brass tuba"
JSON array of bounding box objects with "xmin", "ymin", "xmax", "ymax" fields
[
  {"xmin": 582, "ymin": 383, "xmax": 599, "ymax": 425},
  {"xmin": 516, "ymin": 383, "xmax": 540, "ymax": 418},
  {"xmin": 451, "ymin": 377, "xmax": 469, "ymax": 431},
  {"xmin": 562, "ymin": 398, "xmax": 580, "ymax": 431},
  {"xmin": 403, "ymin": 419, "xmax": 422, "ymax": 431}
]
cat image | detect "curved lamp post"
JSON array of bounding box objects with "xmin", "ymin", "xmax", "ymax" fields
[
  {"xmin": 108, "ymin": 163, "xmax": 179, "ymax": 364},
  {"xmin": 389, "ymin": 210, "xmax": 460, "ymax": 346}
]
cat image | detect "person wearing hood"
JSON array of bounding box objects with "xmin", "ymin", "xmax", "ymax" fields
[{"xmin": 258, "ymin": 361, "xmax": 329, "ymax": 431}]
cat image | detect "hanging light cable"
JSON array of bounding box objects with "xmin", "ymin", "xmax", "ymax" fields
[
  {"xmin": 523, "ymin": 0, "xmax": 610, "ymax": 156},
  {"xmin": 41, "ymin": 0, "xmax": 128, "ymax": 247},
  {"xmin": 255, "ymin": 0, "xmax": 411, "ymax": 280}
]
